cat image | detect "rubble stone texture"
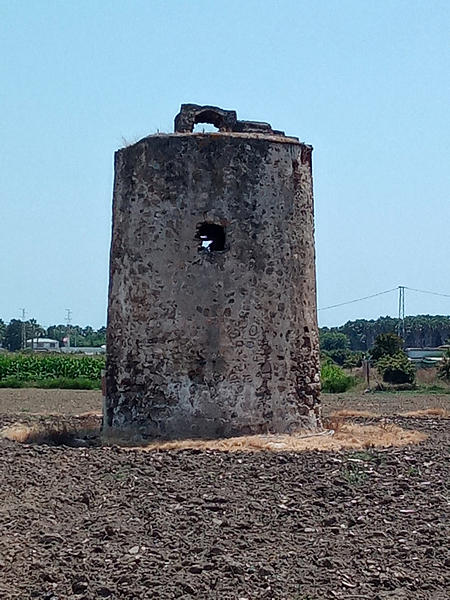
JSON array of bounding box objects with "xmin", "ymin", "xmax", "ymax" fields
[{"xmin": 105, "ymin": 104, "xmax": 320, "ymax": 439}]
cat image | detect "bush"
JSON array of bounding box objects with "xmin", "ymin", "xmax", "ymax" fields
[
  {"xmin": 321, "ymin": 362, "xmax": 356, "ymax": 393},
  {"xmin": 438, "ymin": 349, "xmax": 450, "ymax": 381},
  {"xmin": 321, "ymin": 349, "xmax": 363, "ymax": 367},
  {"xmin": 37, "ymin": 377, "xmax": 101, "ymax": 390},
  {"xmin": 376, "ymin": 352, "xmax": 416, "ymax": 384},
  {"xmin": 0, "ymin": 376, "xmax": 101, "ymax": 390},
  {"xmin": 371, "ymin": 333, "xmax": 404, "ymax": 360},
  {"xmin": 343, "ymin": 352, "xmax": 364, "ymax": 369},
  {"xmin": 322, "ymin": 348, "xmax": 349, "ymax": 366},
  {"xmin": 319, "ymin": 332, "xmax": 350, "ymax": 352},
  {"xmin": 0, "ymin": 376, "xmax": 26, "ymax": 388}
]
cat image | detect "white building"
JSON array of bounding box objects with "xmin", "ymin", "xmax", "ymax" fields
[
  {"xmin": 405, "ymin": 346, "xmax": 448, "ymax": 367},
  {"xmin": 60, "ymin": 346, "xmax": 105, "ymax": 355},
  {"xmin": 26, "ymin": 337, "xmax": 60, "ymax": 352}
]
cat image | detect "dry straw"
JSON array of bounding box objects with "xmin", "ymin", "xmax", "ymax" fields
[
  {"xmin": 132, "ymin": 422, "xmax": 426, "ymax": 453},
  {"xmin": 1, "ymin": 419, "xmax": 427, "ymax": 452},
  {"xmin": 400, "ymin": 407, "xmax": 448, "ymax": 418}
]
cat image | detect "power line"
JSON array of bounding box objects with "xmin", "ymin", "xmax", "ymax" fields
[
  {"xmin": 318, "ymin": 285, "xmax": 450, "ymax": 312},
  {"xmin": 404, "ymin": 286, "xmax": 450, "ymax": 298},
  {"xmin": 318, "ymin": 287, "xmax": 398, "ymax": 311}
]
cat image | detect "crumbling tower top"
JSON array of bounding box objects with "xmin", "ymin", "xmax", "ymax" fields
[{"xmin": 174, "ymin": 103, "xmax": 290, "ymax": 137}]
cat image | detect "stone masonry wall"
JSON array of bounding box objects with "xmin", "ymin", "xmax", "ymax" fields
[{"xmin": 105, "ymin": 128, "xmax": 320, "ymax": 439}]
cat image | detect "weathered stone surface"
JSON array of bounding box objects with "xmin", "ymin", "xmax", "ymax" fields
[{"xmin": 105, "ymin": 105, "xmax": 320, "ymax": 440}]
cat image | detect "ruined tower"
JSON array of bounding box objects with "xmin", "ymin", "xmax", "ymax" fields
[{"xmin": 105, "ymin": 104, "xmax": 320, "ymax": 439}]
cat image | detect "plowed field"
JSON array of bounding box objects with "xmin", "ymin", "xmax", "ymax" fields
[{"xmin": 0, "ymin": 389, "xmax": 448, "ymax": 600}]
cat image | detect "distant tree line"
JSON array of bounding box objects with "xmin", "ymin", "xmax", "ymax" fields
[
  {"xmin": 0, "ymin": 319, "xmax": 106, "ymax": 352},
  {"xmin": 320, "ymin": 315, "xmax": 450, "ymax": 352},
  {"xmin": 2, "ymin": 314, "xmax": 449, "ymax": 354}
]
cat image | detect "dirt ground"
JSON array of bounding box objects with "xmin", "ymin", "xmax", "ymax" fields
[
  {"xmin": 321, "ymin": 390, "xmax": 450, "ymax": 418},
  {"xmin": 0, "ymin": 388, "xmax": 102, "ymax": 416},
  {"xmin": 0, "ymin": 389, "xmax": 448, "ymax": 600}
]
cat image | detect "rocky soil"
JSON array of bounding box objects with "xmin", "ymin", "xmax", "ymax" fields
[{"xmin": 0, "ymin": 391, "xmax": 448, "ymax": 600}]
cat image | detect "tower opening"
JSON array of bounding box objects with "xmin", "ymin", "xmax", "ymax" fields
[
  {"xmin": 196, "ymin": 223, "xmax": 226, "ymax": 252},
  {"xmin": 194, "ymin": 110, "xmax": 225, "ymax": 130},
  {"xmin": 193, "ymin": 122, "xmax": 219, "ymax": 133}
]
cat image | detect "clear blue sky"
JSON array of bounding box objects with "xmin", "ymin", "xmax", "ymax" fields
[{"xmin": 1, "ymin": 0, "xmax": 449, "ymax": 329}]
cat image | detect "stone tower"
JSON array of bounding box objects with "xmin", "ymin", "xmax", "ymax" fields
[{"xmin": 105, "ymin": 104, "xmax": 320, "ymax": 440}]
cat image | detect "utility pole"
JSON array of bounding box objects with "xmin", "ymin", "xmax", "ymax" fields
[
  {"xmin": 30, "ymin": 319, "xmax": 35, "ymax": 352},
  {"xmin": 20, "ymin": 308, "xmax": 26, "ymax": 350},
  {"xmin": 65, "ymin": 309, "xmax": 72, "ymax": 348},
  {"xmin": 397, "ymin": 286, "xmax": 405, "ymax": 342},
  {"xmin": 362, "ymin": 356, "xmax": 370, "ymax": 390}
]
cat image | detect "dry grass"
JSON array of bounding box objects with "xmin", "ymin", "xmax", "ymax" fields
[
  {"xmin": 328, "ymin": 409, "xmax": 381, "ymax": 419},
  {"xmin": 1, "ymin": 423, "xmax": 36, "ymax": 443},
  {"xmin": 400, "ymin": 407, "xmax": 449, "ymax": 418},
  {"xmin": 0, "ymin": 422, "xmax": 75, "ymax": 445},
  {"xmin": 415, "ymin": 368, "xmax": 439, "ymax": 384},
  {"xmin": 74, "ymin": 411, "xmax": 102, "ymax": 419},
  {"xmin": 1, "ymin": 420, "xmax": 427, "ymax": 452},
  {"xmin": 133, "ymin": 423, "xmax": 426, "ymax": 453},
  {"xmin": 0, "ymin": 416, "xmax": 99, "ymax": 445}
]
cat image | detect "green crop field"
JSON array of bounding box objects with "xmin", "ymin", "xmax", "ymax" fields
[{"xmin": 0, "ymin": 354, "xmax": 105, "ymax": 388}]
